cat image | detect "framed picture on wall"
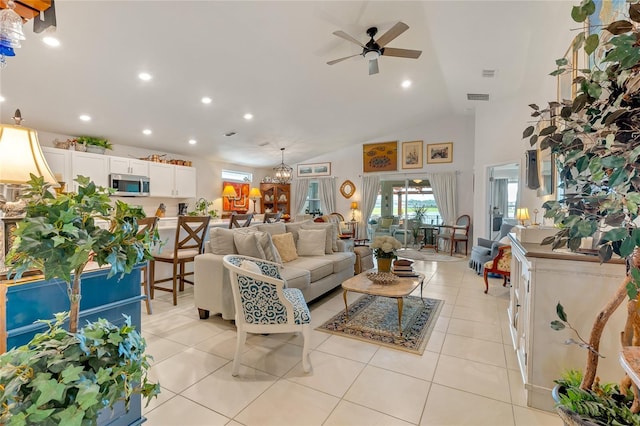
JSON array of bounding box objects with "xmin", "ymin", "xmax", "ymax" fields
[
  {"xmin": 426, "ymin": 142, "xmax": 453, "ymax": 164},
  {"xmin": 401, "ymin": 140, "xmax": 423, "ymax": 169},
  {"xmin": 297, "ymin": 162, "xmax": 331, "ymax": 177},
  {"xmin": 362, "ymin": 141, "xmax": 398, "ymax": 172},
  {"xmin": 222, "ymin": 181, "xmax": 250, "ymax": 212}
]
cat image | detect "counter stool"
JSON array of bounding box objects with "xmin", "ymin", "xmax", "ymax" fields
[{"xmin": 137, "ymin": 216, "xmax": 158, "ymax": 314}]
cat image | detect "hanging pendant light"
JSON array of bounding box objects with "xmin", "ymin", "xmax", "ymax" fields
[
  {"xmin": 273, "ymin": 147, "xmax": 293, "ymax": 184},
  {"xmin": 0, "ymin": 1, "xmax": 25, "ymax": 68}
]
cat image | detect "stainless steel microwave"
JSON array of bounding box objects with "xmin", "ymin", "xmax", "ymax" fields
[{"xmin": 109, "ymin": 174, "xmax": 150, "ymax": 197}]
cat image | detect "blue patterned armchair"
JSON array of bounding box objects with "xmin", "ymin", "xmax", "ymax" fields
[{"xmin": 222, "ymin": 254, "xmax": 312, "ymax": 376}]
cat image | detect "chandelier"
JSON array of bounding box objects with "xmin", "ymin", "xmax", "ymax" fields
[
  {"xmin": 273, "ymin": 147, "xmax": 293, "ymax": 184},
  {"xmin": 0, "ymin": 1, "xmax": 25, "ymax": 68}
]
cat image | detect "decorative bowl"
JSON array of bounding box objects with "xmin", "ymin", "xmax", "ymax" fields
[{"xmin": 366, "ymin": 272, "xmax": 397, "ymax": 285}]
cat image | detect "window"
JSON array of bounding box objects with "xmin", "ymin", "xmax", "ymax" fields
[
  {"xmin": 221, "ymin": 169, "xmax": 252, "ymax": 182},
  {"xmin": 304, "ymin": 181, "xmax": 322, "ymax": 215},
  {"xmin": 371, "ymin": 180, "xmax": 441, "ymax": 224}
]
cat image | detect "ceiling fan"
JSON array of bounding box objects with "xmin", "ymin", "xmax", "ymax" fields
[{"xmin": 327, "ymin": 22, "xmax": 422, "ymax": 75}]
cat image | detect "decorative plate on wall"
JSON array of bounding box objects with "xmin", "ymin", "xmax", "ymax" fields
[{"xmin": 340, "ymin": 180, "xmax": 355, "ymax": 198}]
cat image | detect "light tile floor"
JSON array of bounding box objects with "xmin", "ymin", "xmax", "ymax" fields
[{"xmin": 141, "ymin": 256, "xmax": 563, "ymax": 426}]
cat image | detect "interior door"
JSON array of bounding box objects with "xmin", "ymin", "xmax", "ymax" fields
[{"xmin": 488, "ymin": 163, "xmax": 519, "ymax": 239}]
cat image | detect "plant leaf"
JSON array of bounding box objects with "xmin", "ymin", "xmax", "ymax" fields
[
  {"xmin": 585, "ymin": 33, "xmax": 599, "ymax": 55},
  {"xmin": 631, "ymin": 4, "xmax": 640, "ymax": 23},
  {"xmin": 523, "ymin": 125, "xmax": 535, "ymax": 138},
  {"xmin": 606, "ymin": 20, "xmax": 634, "ymax": 35},
  {"xmin": 551, "ymin": 320, "xmax": 566, "ymax": 331},
  {"xmin": 556, "ymin": 302, "xmax": 568, "ymax": 322}
]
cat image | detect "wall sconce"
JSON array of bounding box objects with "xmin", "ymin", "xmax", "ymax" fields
[
  {"xmin": 516, "ymin": 208, "xmax": 530, "ymax": 226},
  {"xmin": 350, "ymin": 201, "xmax": 358, "ymax": 221},
  {"xmin": 249, "ymin": 187, "xmax": 262, "ymax": 214}
]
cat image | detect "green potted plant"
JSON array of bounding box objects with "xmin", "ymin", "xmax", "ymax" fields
[
  {"xmin": 2, "ymin": 174, "xmax": 160, "ymax": 424},
  {"xmin": 188, "ymin": 197, "xmax": 218, "ymax": 218},
  {"xmin": 523, "ymin": 0, "xmax": 640, "ymax": 422},
  {"xmin": 75, "ymin": 136, "xmax": 112, "ymax": 154}
]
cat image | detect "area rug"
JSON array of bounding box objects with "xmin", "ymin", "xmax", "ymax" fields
[
  {"xmin": 316, "ymin": 295, "xmax": 443, "ymax": 355},
  {"xmin": 397, "ymin": 248, "xmax": 465, "ymax": 262}
]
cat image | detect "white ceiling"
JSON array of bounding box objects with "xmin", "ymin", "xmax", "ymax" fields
[{"xmin": 0, "ymin": 1, "xmax": 572, "ymax": 168}]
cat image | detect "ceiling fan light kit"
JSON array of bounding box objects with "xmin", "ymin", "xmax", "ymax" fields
[{"xmin": 328, "ymin": 21, "xmax": 422, "ymax": 75}]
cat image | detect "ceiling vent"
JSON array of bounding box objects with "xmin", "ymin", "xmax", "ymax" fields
[
  {"xmin": 467, "ymin": 93, "xmax": 490, "ymax": 101},
  {"xmin": 224, "ymin": 131, "xmax": 237, "ymax": 137},
  {"xmin": 258, "ymin": 141, "xmax": 269, "ymax": 147},
  {"xmin": 481, "ymin": 69, "xmax": 496, "ymax": 78}
]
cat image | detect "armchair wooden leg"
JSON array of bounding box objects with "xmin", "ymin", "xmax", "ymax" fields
[
  {"xmin": 302, "ymin": 324, "xmax": 312, "ymax": 373},
  {"xmin": 232, "ymin": 329, "xmax": 247, "ymax": 377},
  {"xmin": 483, "ymin": 269, "xmax": 490, "ymax": 294}
]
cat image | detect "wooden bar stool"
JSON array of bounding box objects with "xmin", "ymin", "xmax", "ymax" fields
[{"xmin": 137, "ymin": 216, "xmax": 159, "ymax": 314}]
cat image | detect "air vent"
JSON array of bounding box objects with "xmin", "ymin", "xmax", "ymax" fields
[
  {"xmin": 482, "ymin": 69, "xmax": 496, "ymax": 78},
  {"xmin": 258, "ymin": 141, "xmax": 269, "ymax": 147},
  {"xmin": 467, "ymin": 93, "xmax": 490, "ymax": 101},
  {"xmin": 224, "ymin": 131, "xmax": 237, "ymax": 137}
]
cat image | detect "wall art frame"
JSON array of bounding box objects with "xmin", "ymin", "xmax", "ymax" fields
[
  {"xmin": 297, "ymin": 162, "xmax": 331, "ymax": 177},
  {"xmin": 401, "ymin": 140, "xmax": 423, "ymax": 169},
  {"xmin": 222, "ymin": 181, "xmax": 250, "ymax": 212},
  {"xmin": 362, "ymin": 141, "xmax": 398, "ymax": 173},
  {"xmin": 339, "ymin": 180, "xmax": 355, "ymax": 198},
  {"xmin": 426, "ymin": 142, "xmax": 453, "ymax": 164}
]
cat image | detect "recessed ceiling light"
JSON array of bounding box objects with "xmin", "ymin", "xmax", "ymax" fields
[
  {"xmin": 142, "ymin": 129, "xmax": 152, "ymax": 135},
  {"xmin": 188, "ymin": 139, "xmax": 197, "ymax": 145},
  {"xmin": 79, "ymin": 114, "xmax": 91, "ymax": 121},
  {"xmin": 201, "ymin": 97, "xmax": 212, "ymax": 104},
  {"xmin": 243, "ymin": 113, "xmax": 253, "ymax": 120},
  {"xmin": 138, "ymin": 72, "xmax": 152, "ymax": 81},
  {"xmin": 401, "ymin": 80, "xmax": 412, "ymax": 89},
  {"xmin": 42, "ymin": 36, "xmax": 60, "ymax": 47},
  {"xmin": 0, "ymin": 96, "xmax": 5, "ymax": 102}
]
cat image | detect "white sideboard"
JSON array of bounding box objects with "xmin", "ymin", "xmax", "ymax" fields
[{"xmin": 508, "ymin": 233, "xmax": 627, "ymax": 411}]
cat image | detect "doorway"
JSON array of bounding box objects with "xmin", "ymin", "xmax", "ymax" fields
[{"xmin": 487, "ymin": 163, "xmax": 519, "ymax": 239}]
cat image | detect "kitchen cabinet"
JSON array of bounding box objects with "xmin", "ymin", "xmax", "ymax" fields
[
  {"xmin": 70, "ymin": 151, "xmax": 109, "ymax": 191},
  {"xmin": 42, "ymin": 147, "xmax": 72, "ymax": 186},
  {"xmin": 148, "ymin": 163, "xmax": 196, "ymax": 198},
  {"xmin": 109, "ymin": 157, "xmax": 149, "ymax": 176},
  {"xmin": 508, "ymin": 233, "xmax": 627, "ymax": 412},
  {"xmin": 260, "ymin": 183, "xmax": 290, "ymax": 214}
]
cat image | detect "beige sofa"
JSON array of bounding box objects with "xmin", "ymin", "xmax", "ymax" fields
[{"xmin": 194, "ymin": 221, "xmax": 355, "ymax": 320}]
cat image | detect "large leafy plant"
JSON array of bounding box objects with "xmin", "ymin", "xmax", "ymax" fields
[
  {"xmin": 523, "ymin": 0, "xmax": 640, "ymax": 413},
  {"xmin": 0, "ymin": 313, "xmax": 160, "ymax": 426}
]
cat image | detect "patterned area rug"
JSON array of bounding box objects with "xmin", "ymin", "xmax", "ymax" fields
[
  {"xmin": 316, "ymin": 295, "xmax": 443, "ymax": 355},
  {"xmin": 397, "ymin": 248, "xmax": 465, "ymax": 262}
]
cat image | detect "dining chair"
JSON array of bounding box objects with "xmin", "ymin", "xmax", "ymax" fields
[
  {"xmin": 150, "ymin": 215, "xmax": 211, "ymax": 305},
  {"xmin": 136, "ymin": 216, "xmax": 159, "ymax": 314},
  {"xmin": 263, "ymin": 212, "xmax": 282, "ymax": 223},
  {"xmin": 223, "ymin": 254, "xmax": 312, "ymax": 376},
  {"xmin": 229, "ymin": 212, "xmax": 254, "ymax": 228},
  {"xmin": 483, "ymin": 245, "xmax": 511, "ymax": 294},
  {"xmin": 436, "ymin": 214, "xmax": 471, "ymax": 256}
]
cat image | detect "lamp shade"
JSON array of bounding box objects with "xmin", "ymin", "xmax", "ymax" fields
[
  {"xmin": 222, "ymin": 185, "xmax": 238, "ymax": 198},
  {"xmin": 516, "ymin": 208, "xmax": 530, "ymax": 225},
  {"xmin": 350, "ymin": 201, "xmax": 358, "ymax": 210},
  {"xmin": 249, "ymin": 187, "xmax": 262, "ymax": 200},
  {"xmin": 0, "ymin": 124, "xmax": 57, "ymax": 185}
]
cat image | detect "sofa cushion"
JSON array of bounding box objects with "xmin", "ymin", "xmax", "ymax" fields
[
  {"xmin": 301, "ymin": 222, "xmax": 338, "ymax": 253},
  {"xmin": 234, "ymin": 228, "xmax": 282, "ymax": 264},
  {"xmin": 297, "ymin": 229, "xmax": 326, "ymax": 256},
  {"xmin": 208, "ymin": 227, "xmax": 237, "ymax": 255},
  {"xmin": 278, "ymin": 265, "xmax": 310, "ymax": 290},
  {"xmin": 284, "ymin": 220, "xmax": 310, "ymax": 244},
  {"xmin": 256, "ymin": 222, "xmax": 286, "ymax": 236},
  {"xmin": 272, "ymin": 232, "xmax": 298, "ymax": 262},
  {"xmin": 233, "ymin": 232, "xmax": 266, "ymax": 259},
  {"xmin": 286, "ymin": 256, "xmax": 334, "ymax": 282},
  {"xmin": 322, "ymin": 251, "xmax": 356, "ymax": 274}
]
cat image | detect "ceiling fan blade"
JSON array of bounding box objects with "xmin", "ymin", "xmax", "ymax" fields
[
  {"xmin": 375, "ymin": 22, "xmax": 409, "ymax": 47},
  {"xmin": 382, "ymin": 47, "xmax": 422, "ymax": 59},
  {"xmin": 332, "ymin": 30, "xmax": 365, "ymax": 48},
  {"xmin": 327, "ymin": 53, "xmax": 361, "ymax": 65},
  {"xmin": 369, "ymin": 58, "xmax": 379, "ymax": 75}
]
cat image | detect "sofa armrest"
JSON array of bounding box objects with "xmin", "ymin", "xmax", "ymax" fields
[
  {"xmin": 336, "ymin": 239, "xmax": 350, "ymax": 252},
  {"xmin": 490, "ymin": 242, "xmax": 508, "ymax": 259},
  {"xmin": 194, "ymin": 253, "xmax": 236, "ymax": 320},
  {"xmin": 476, "ymin": 237, "xmax": 495, "ymax": 248}
]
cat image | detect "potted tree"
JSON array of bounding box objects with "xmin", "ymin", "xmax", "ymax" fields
[
  {"xmin": 523, "ymin": 0, "xmax": 640, "ymax": 422},
  {"xmin": 1, "ymin": 174, "xmax": 160, "ymax": 424}
]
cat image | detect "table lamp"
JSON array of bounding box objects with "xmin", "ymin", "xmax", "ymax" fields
[
  {"xmin": 222, "ymin": 185, "xmax": 238, "ymax": 211},
  {"xmin": 249, "ymin": 187, "xmax": 262, "ymax": 213},
  {"xmin": 350, "ymin": 201, "xmax": 358, "ymax": 221},
  {"xmin": 516, "ymin": 208, "xmax": 530, "ymax": 226}
]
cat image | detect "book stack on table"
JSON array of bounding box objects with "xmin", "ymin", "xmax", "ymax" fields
[{"xmin": 392, "ymin": 259, "xmax": 419, "ymax": 277}]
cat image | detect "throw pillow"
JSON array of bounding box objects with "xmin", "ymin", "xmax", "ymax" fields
[
  {"xmin": 284, "ymin": 220, "xmax": 309, "ymax": 244},
  {"xmin": 301, "ymin": 222, "xmax": 338, "ymax": 253},
  {"xmin": 271, "ymin": 232, "xmax": 298, "ymax": 262},
  {"xmin": 256, "ymin": 222, "xmax": 286, "ymax": 236},
  {"xmin": 239, "ymin": 259, "xmax": 263, "ymax": 275},
  {"xmin": 208, "ymin": 227, "xmax": 237, "ymax": 255},
  {"xmin": 234, "ymin": 228, "xmax": 282, "ymax": 264},
  {"xmin": 297, "ymin": 229, "xmax": 326, "ymax": 256},
  {"xmin": 233, "ymin": 232, "xmax": 266, "ymax": 259},
  {"xmin": 380, "ymin": 218, "xmax": 394, "ymax": 228},
  {"xmin": 499, "ymin": 235, "xmax": 511, "ymax": 245}
]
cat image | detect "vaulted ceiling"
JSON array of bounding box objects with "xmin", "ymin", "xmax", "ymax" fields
[{"xmin": 0, "ymin": 1, "xmax": 573, "ymax": 168}]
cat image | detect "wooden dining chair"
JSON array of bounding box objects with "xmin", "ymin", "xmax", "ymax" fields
[
  {"xmin": 436, "ymin": 214, "xmax": 471, "ymax": 256},
  {"xmin": 150, "ymin": 216, "xmax": 211, "ymax": 305},
  {"xmin": 229, "ymin": 212, "xmax": 254, "ymax": 228},
  {"xmin": 136, "ymin": 216, "xmax": 159, "ymax": 314},
  {"xmin": 263, "ymin": 212, "xmax": 282, "ymax": 223},
  {"xmin": 483, "ymin": 245, "xmax": 511, "ymax": 294}
]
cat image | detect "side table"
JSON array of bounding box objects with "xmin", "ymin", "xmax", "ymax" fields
[{"xmin": 420, "ymin": 226, "xmax": 438, "ymax": 249}]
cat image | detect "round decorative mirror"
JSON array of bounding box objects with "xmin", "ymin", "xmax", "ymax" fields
[{"xmin": 340, "ymin": 180, "xmax": 355, "ymax": 198}]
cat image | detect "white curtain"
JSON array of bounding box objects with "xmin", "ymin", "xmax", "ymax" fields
[
  {"xmin": 291, "ymin": 178, "xmax": 311, "ymax": 215},
  {"xmin": 318, "ymin": 177, "xmax": 336, "ymax": 214},
  {"xmin": 493, "ymin": 178, "xmax": 509, "ymax": 218},
  {"xmin": 361, "ymin": 175, "xmax": 380, "ymax": 239},
  {"xmin": 426, "ymin": 172, "xmax": 457, "ymax": 225}
]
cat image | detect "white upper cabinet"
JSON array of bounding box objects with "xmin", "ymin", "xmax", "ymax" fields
[
  {"xmin": 148, "ymin": 163, "xmax": 196, "ymax": 198},
  {"xmin": 71, "ymin": 151, "xmax": 109, "ymax": 191},
  {"xmin": 109, "ymin": 157, "xmax": 149, "ymax": 176},
  {"xmin": 42, "ymin": 147, "xmax": 72, "ymax": 185},
  {"xmin": 174, "ymin": 166, "xmax": 196, "ymax": 198}
]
